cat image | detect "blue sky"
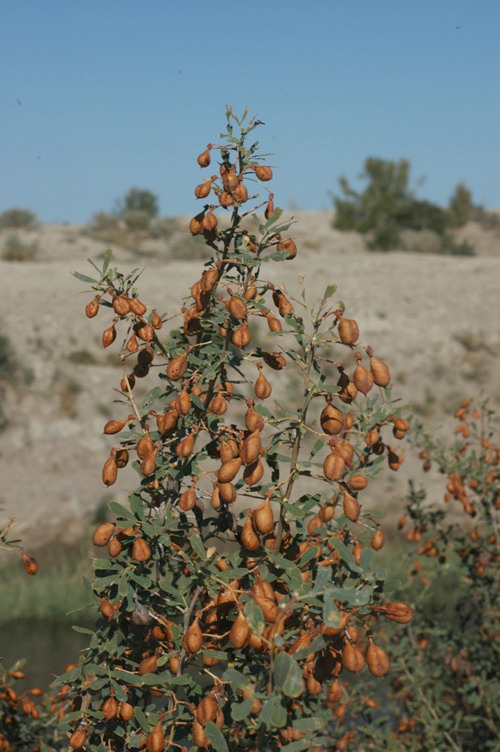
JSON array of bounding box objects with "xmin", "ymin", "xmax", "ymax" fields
[{"xmin": 1, "ymin": 0, "xmax": 499, "ymax": 222}]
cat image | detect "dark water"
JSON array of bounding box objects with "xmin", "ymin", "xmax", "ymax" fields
[{"xmin": 0, "ymin": 620, "xmax": 91, "ymax": 691}]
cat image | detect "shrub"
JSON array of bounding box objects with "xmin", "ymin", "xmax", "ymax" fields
[
  {"xmin": 120, "ymin": 187, "xmax": 159, "ymax": 218},
  {"xmin": 447, "ymin": 181, "xmax": 475, "ymax": 227},
  {"xmin": 0, "ymin": 207, "xmax": 38, "ymax": 229},
  {"xmin": 122, "ymin": 208, "xmax": 151, "ymax": 233},
  {"xmin": 149, "ymin": 216, "xmax": 179, "ymax": 240},
  {"xmin": 88, "ymin": 211, "xmax": 120, "ymax": 232},
  {"xmin": 357, "ymin": 398, "xmax": 500, "ymax": 751},
  {"xmin": 56, "ymin": 108, "xmax": 413, "ymax": 751},
  {"xmin": 332, "ymin": 158, "xmax": 476, "ymax": 253},
  {"xmin": 2, "ymin": 234, "xmax": 38, "ymax": 261}
]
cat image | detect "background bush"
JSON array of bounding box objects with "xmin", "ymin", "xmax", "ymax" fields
[
  {"xmin": 0, "ymin": 207, "xmax": 38, "ymax": 229},
  {"xmin": 2, "ymin": 234, "xmax": 38, "ymax": 261}
]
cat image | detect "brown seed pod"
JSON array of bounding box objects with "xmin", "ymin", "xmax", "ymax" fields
[
  {"xmin": 218, "ymin": 482, "xmax": 237, "ymax": 504},
  {"xmin": 253, "ymin": 497, "xmax": 274, "ymax": 535},
  {"xmin": 197, "ymin": 693, "xmax": 218, "ymax": 725},
  {"xmin": 132, "ymin": 536, "xmax": 152, "ymax": 562},
  {"xmin": 146, "ymin": 723, "xmax": 165, "ymax": 752},
  {"xmin": 103, "ymin": 417, "xmax": 130, "ymax": 435},
  {"xmin": 254, "ymin": 595, "xmax": 279, "ymax": 622},
  {"xmin": 218, "ymin": 439, "xmax": 237, "ymax": 463},
  {"xmin": 388, "ymin": 449, "xmax": 400, "ymax": 471},
  {"xmin": 184, "ymin": 616, "xmax": 203, "ymax": 654},
  {"xmin": 353, "ymin": 356, "xmax": 374, "ymax": 396},
  {"xmin": 366, "ymin": 640, "xmax": 390, "ymax": 677},
  {"xmin": 194, "ymin": 178, "xmax": 213, "ymax": 199},
  {"xmin": 244, "ymin": 282, "xmax": 257, "ymax": 300},
  {"xmin": 176, "ymin": 387, "xmax": 192, "ymax": 416},
  {"xmin": 93, "ymin": 522, "xmax": 115, "ymax": 547},
  {"xmin": 167, "ymin": 352, "xmax": 188, "ymax": 380},
  {"xmin": 202, "ymin": 208, "xmax": 217, "ymax": 232},
  {"xmin": 102, "ymin": 695, "xmax": 118, "ymax": 720},
  {"xmin": 108, "ymin": 536, "xmax": 122, "ymax": 557},
  {"xmin": 85, "ymin": 295, "xmax": 101, "ymax": 318},
  {"xmin": 273, "ymin": 290, "xmax": 294, "ymax": 317},
  {"xmin": 197, "ymin": 144, "xmax": 212, "ymax": 167},
  {"xmin": 115, "ymin": 448, "xmax": 129, "ymax": 468},
  {"xmin": 348, "ymin": 475, "xmax": 367, "ymax": 491},
  {"xmin": 319, "ymin": 503, "xmax": 336, "ymax": 522},
  {"xmin": 320, "ymin": 403, "xmax": 344, "ymax": 435},
  {"xmin": 120, "ymin": 373, "xmax": 135, "ymax": 391},
  {"xmin": 231, "ymin": 322, "xmax": 251, "ymax": 348},
  {"xmin": 233, "ymin": 181, "xmax": 249, "ymax": 203},
  {"xmin": 102, "ymin": 455, "xmax": 118, "ymax": 486},
  {"xmin": 102, "ymin": 324, "xmax": 116, "ymax": 348},
  {"xmin": 128, "ymin": 298, "xmax": 147, "ymax": 316},
  {"xmin": 265, "ymin": 312, "xmax": 282, "ymax": 332},
  {"xmin": 241, "ymin": 430, "xmax": 262, "ymax": 466},
  {"xmin": 370, "ymin": 355, "xmax": 390, "ymax": 387},
  {"xmin": 338, "ymin": 315, "xmax": 359, "ymax": 345},
  {"xmin": 217, "ymin": 457, "xmax": 242, "ymax": 483},
  {"xmin": 138, "ymin": 654, "xmax": 158, "ymax": 675},
  {"xmin": 264, "ymin": 193, "xmax": 275, "ymax": 219},
  {"xmin": 327, "ymin": 679, "xmax": 342, "ymax": 704},
  {"xmin": 323, "ymin": 453, "xmax": 346, "ymax": 482},
  {"xmin": 341, "ymin": 641, "xmax": 365, "ymax": 674},
  {"xmin": 342, "ymin": 489, "xmax": 360, "ymax": 522},
  {"xmin": 337, "ymin": 367, "xmax": 358, "ymax": 404},
  {"xmin": 22, "ymin": 553, "xmax": 39, "ymax": 575},
  {"xmin": 241, "ymin": 516, "xmax": 260, "ymax": 551},
  {"xmin": 190, "ymin": 214, "xmax": 204, "ymax": 235},
  {"xmin": 255, "ymin": 165, "xmax": 273, "ymax": 181},
  {"xmin": 176, "ymin": 431, "xmax": 196, "ymax": 458},
  {"xmin": 100, "ymin": 597, "xmax": 115, "ymax": 620},
  {"xmin": 377, "ymin": 601, "xmax": 413, "ymax": 624},
  {"xmin": 112, "ymin": 296, "xmax": 130, "ymax": 316},
  {"xmin": 136, "ymin": 431, "xmax": 154, "ymax": 461},
  {"xmin": 228, "ymin": 295, "xmax": 247, "ymax": 320},
  {"xmin": 229, "ymin": 610, "xmax": 251, "ymax": 648},
  {"xmin": 262, "ymin": 351, "xmax": 286, "ymax": 370},
  {"xmin": 179, "ymin": 485, "xmax": 197, "ymax": 512},
  {"xmin": 135, "ymin": 322, "xmax": 154, "ymax": 342},
  {"xmin": 254, "ymin": 363, "xmax": 272, "ymax": 400},
  {"xmin": 276, "ymin": 237, "xmax": 297, "ymax": 259},
  {"xmin": 243, "ymin": 458, "xmax": 264, "ymax": 486},
  {"xmin": 365, "ymin": 427, "xmax": 380, "ymax": 446},
  {"xmin": 69, "ymin": 730, "xmax": 87, "ymax": 749},
  {"xmin": 209, "ymin": 387, "xmax": 228, "ymax": 415},
  {"xmin": 252, "ymin": 578, "xmax": 275, "ymax": 602},
  {"xmin": 126, "ymin": 331, "xmax": 139, "ymax": 353},
  {"xmin": 150, "ymin": 309, "xmax": 162, "ymax": 330},
  {"xmin": 192, "ymin": 717, "xmax": 209, "ymax": 748},
  {"xmin": 371, "ymin": 526, "xmax": 384, "ymax": 550},
  {"xmin": 245, "ymin": 400, "xmax": 265, "ymax": 432},
  {"xmin": 118, "ymin": 701, "xmax": 134, "ymax": 721},
  {"xmin": 201, "ymin": 266, "xmax": 219, "ymax": 292},
  {"xmin": 168, "ymin": 655, "xmax": 180, "ymax": 673},
  {"xmin": 219, "ymin": 190, "xmax": 234, "ymax": 207}
]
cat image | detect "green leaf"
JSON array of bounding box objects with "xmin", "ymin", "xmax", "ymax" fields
[
  {"xmin": 321, "ymin": 284, "xmax": 337, "ymax": 304},
  {"xmin": 190, "ymin": 534, "xmax": 206, "ymax": 560},
  {"xmin": 71, "ymin": 625, "xmax": 94, "ymax": 635},
  {"xmin": 281, "ymin": 741, "xmax": 310, "ymax": 752},
  {"xmin": 108, "ymin": 501, "xmax": 135, "ymax": 521},
  {"xmin": 273, "ymin": 652, "xmax": 304, "ymax": 698},
  {"xmin": 72, "ymin": 270, "xmax": 99, "ymax": 284},
  {"xmin": 244, "ymin": 599, "xmax": 265, "ymax": 636},
  {"xmin": 134, "ymin": 706, "xmax": 151, "ymax": 732},
  {"xmin": 323, "ymin": 590, "xmax": 342, "ymax": 628},
  {"xmin": 231, "ymin": 696, "xmax": 254, "ymax": 721},
  {"xmin": 222, "ymin": 667, "xmax": 250, "ymax": 690},
  {"xmin": 205, "ymin": 721, "xmax": 229, "ymax": 752},
  {"xmin": 102, "ymin": 248, "xmax": 113, "ymax": 274},
  {"xmin": 330, "ymin": 538, "xmax": 360, "ymax": 572}
]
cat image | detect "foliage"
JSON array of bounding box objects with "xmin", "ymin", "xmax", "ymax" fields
[
  {"xmin": 2, "ymin": 234, "xmax": 38, "ymax": 262},
  {"xmin": 123, "ymin": 210, "xmax": 152, "ymax": 233},
  {"xmin": 332, "ymin": 158, "xmax": 476, "ymax": 254},
  {"xmin": 45, "ymin": 107, "xmax": 412, "ymax": 751},
  {"xmin": 0, "ymin": 208, "xmax": 38, "ymax": 230},
  {"xmin": 356, "ymin": 398, "xmax": 500, "ymax": 751},
  {"xmin": 119, "ymin": 188, "xmax": 159, "ymax": 219},
  {"xmin": 447, "ymin": 181, "xmax": 475, "ymax": 227}
]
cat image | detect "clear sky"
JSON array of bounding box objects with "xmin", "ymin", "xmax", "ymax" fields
[{"xmin": 1, "ymin": 0, "xmax": 499, "ymax": 223}]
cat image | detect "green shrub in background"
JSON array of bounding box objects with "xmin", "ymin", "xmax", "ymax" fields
[
  {"xmin": 331, "ymin": 157, "xmax": 476, "ymax": 254},
  {"xmin": 0, "ymin": 207, "xmax": 38, "ymax": 229},
  {"xmin": 2, "ymin": 233, "xmax": 39, "ymax": 261},
  {"xmin": 118, "ymin": 187, "xmax": 159, "ymax": 219}
]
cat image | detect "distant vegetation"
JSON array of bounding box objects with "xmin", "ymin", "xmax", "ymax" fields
[
  {"xmin": 0, "ymin": 207, "xmax": 38, "ymax": 230},
  {"xmin": 2, "ymin": 233, "xmax": 38, "ymax": 261},
  {"xmin": 330, "ymin": 157, "xmax": 495, "ymax": 254}
]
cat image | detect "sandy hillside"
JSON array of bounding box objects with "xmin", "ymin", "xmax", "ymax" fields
[{"xmin": 1, "ymin": 212, "xmax": 499, "ymax": 548}]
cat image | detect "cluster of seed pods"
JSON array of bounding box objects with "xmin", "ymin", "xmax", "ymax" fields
[{"xmin": 74, "ymin": 112, "xmax": 414, "ymax": 751}]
